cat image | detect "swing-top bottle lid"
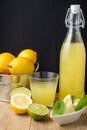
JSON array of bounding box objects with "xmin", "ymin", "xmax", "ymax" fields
[
  {"xmin": 70, "ymin": 5, "xmax": 80, "ymax": 14},
  {"xmin": 65, "ymin": 4, "xmax": 85, "ymax": 28}
]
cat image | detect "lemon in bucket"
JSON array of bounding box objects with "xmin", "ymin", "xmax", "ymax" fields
[
  {"xmin": 8, "ymin": 57, "xmax": 34, "ymax": 74},
  {"xmin": 0, "ymin": 52, "xmax": 15, "ymax": 74},
  {"xmin": 18, "ymin": 49, "xmax": 37, "ymax": 64}
]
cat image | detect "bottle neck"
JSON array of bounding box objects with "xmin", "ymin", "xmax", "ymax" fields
[
  {"xmin": 66, "ymin": 27, "xmax": 83, "ymax": 43},
  {"xmin": 68, "ymin": 26, "xmax": 81, "ymax": 33}
]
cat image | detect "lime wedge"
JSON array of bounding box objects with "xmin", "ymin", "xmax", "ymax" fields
[
  {"xmin": 27, "ymin": 103, "xmax": 49, "ymax": 120},
  {"xmin": 11, "ymin": 87, "xmax": 31, "ymax": 97}
]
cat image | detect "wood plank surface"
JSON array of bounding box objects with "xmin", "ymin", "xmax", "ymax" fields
[{"xmin": 0, "ymin": 101, "xmax": 87, "ymax": 130}]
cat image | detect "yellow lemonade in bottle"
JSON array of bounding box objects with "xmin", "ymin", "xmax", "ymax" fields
[
  {"xmin": 59, "ymin": 43, "xmax": 86, "ymax": 99},
  {"xmin": 30, "ymin": 82, "xmax": 57, "ymax": 106},
  {"xmin": 59, "ymin": 5, "xmax": 86, "ymax": 99}
]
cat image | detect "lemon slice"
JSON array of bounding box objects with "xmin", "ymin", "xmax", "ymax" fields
[
  {"xmin": 10, "ymin": 93, "xmax": 32, "ymax": 114},
  {"xmin": 63, "ymin": 95, "xmax": 75, "ymax": 113},
  {"xmin": 73, "ymin": 99, "xmax": 80, "ymax": 108},
  {"xmin": 27, "ymin": 103, "xmax": 49, "ymax": 120},
  {"xmin": 11, "ymin": 87, "xmax": 31, "ymax": 97}
]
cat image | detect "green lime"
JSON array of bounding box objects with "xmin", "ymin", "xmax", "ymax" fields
[
  {"xmin": 12, "ymin": 84, "xmax": 22, "ymax": 90},
  {"xmin": 19, "ymin": 75, "xmax": 29, "ymax": 87},
  {"xmin": 11, "ymin": 87, "xmax": 31, "ymax": 97},
  {"xmin": 27, "ymin": 103, "xmax": 49, "ymax": 120}
]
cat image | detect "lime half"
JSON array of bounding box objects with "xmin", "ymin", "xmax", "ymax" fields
[
  {"xmin": 11, "ymin": 87, "xmax": 31, "ymax": 97},
  {"xmin": 27, "ymin": 103, "xmax": 49, "ymax": 120}
]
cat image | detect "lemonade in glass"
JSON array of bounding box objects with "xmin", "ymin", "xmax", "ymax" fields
[{"xmin": 29, "ymin": 72, "xmax": 58, "ymax": 107}]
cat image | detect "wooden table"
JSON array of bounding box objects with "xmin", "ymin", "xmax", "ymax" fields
[{"xmin": 0, "ymin": 101, "xmax": 87, "ymax": 130}]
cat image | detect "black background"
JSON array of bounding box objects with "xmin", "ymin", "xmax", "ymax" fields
[{"xmin": 0, "ymin": 0, "xmax": 87, "ymax": 93}]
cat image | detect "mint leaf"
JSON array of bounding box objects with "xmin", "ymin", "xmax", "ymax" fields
[
  {"xmin": 52, "ymin": 100, "xmax": 65, "ymax": 115},
  {"xmin": 71, "ymin": 95, "xmax": 76, "ymax": 104},
  {"xmin": 75, "ymin": 93, "xmax": 87, "ymax": 111}
]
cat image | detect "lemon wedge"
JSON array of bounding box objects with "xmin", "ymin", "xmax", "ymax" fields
[
  {"xmin": 63, "ymin": 94, "xmax": 75, "ymax": 113},
  {"xmin": 73, "ymin": 99, "xmax": 80, "ymax": 108}
]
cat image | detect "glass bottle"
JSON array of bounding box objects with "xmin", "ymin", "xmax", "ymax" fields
[{"xmin": 59, "ymin": 5, "xmax": 86, "ymax": 99}]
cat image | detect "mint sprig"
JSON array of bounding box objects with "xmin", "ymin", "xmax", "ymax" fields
[
  {"xmin": 75, "ymin": 93, "xmax": 87, "ymax": 111},
  {"xmin": 52, "ymin": 100, "xmax": 65, "ymax": 115},
  {"xmin": 71, "ymin": 95, "xmax": 76, "ymax": 104}
]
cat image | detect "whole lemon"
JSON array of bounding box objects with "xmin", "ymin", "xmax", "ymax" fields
[
  {"xmin": 18, "ymin": 49, "xmax": 37, "ymax": 64},
  {"xmin": 8, "ymin": 57, "xmax": 34, "ymax": 74},
  {"xmin": 0, "ymin": 52, "xmax": 15, "ymax": 74}
]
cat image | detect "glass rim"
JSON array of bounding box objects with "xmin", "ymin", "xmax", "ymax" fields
[{"xmin": 29, "ymin": 71, "xmax": 59, "ymax": 80}]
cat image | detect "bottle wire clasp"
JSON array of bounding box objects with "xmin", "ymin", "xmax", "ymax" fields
[{"xmin": 65, "ymin": 7, "xmax": 85, "ymax": 29}]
